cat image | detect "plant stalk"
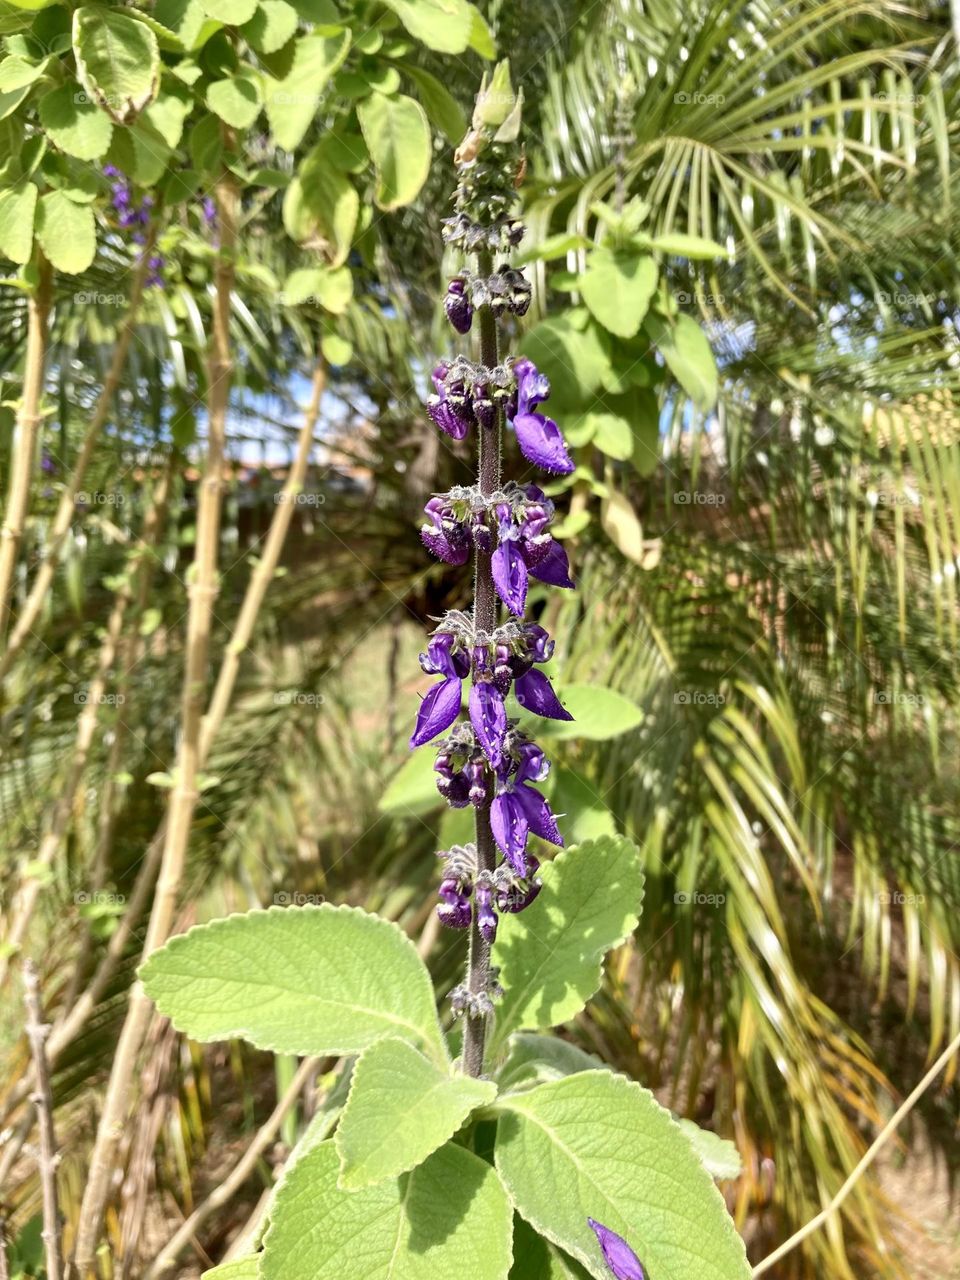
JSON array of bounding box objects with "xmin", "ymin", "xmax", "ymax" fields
[
  {"xmin": 0, "ymin": 230, "xmax": 156, "ymax": 681},
  {"xmin": 462, "ymin": 250, "xmax": 500, "ymax": 1079},
  {"xmin": 23, "ymin": 961, "xmax": 62, "ymax": 1280},
  {"xmin": 0, "ymin": 256, "xmax": 52, "ymax": 644}
]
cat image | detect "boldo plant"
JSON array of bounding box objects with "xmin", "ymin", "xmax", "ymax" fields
[{"xmin": 139, "ymin": 65, "xmax": 751, "ymax": 1280}]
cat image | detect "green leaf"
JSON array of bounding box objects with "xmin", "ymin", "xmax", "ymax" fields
[
  {"xmin": 600, "ymin": 488, "xmax": 645, "ymax": 565},
  {"xmin": 548, "ymin": 769, "xmax": 616, "ymax": 844},
  {"xmin": 489, "ymin": 836, "xmax": 644, "ymax": 1054},
  {"xmin": 0, "ymin": 181, "xmax": 36, "ymax": 264},
  {"xmin": 35, "ymin": 188, "xmax": 95, "ymax": 273},
  {"xmin": 466, "ymin": 4, "xmax": 495, "ymax": 58},
  {"xmin": 143, "ymin": 91, "xmax": 191, "ymax": 147},
  {"xmin": 39, "ymin": 83, "xmax": 113, "ymax": 159},
  {"xmin": 265, "ymin": 31, "xmax": 350, "ymax": 152},
  {"xmin": 320, "ymin": 332, "xmax": 352, "ymax": 365},
  {"xmin": 199, "ymin": 0, "xmax": 257, "ymax": 20},
  {"xmin": 589, "ymin": 412, "xmax": 633, "ymax": 461},
  {"xmin": 379, "ymin": 747, "xmax": 441, "ymax": 816},
  {"xmin": 0, "ymin": 54, "xmax": 45, "ymax": 91},
  {"xmin": 525, "ymin": 685, "xmax": 643, "ymax": 742},
  {"xmin": 206, "ymin": 72, "xmax": 262, "ymax": 129},
  {"xmin": 188, "ymin": 112, "xmax": 222, "ymax": 171},
  {"xmin": 356, "ymin": 91, "xmax": 430, "ymax": 211},
  {"xmin": 649, "ymin": 232, "xmax": 725, "ymax": 260},
  {"xmin": 519, "ymin": 314, "xmax": 610, "ymax": 412},
  {"xmin": 379, "ymin": 0, "xmax": 473, "ymax": 54},
  {"xmin": 579, "ymin": 248, "xmax": 657, "ymax": 339},
  {"xmin": 73, "ymin": 7, "xmax": 160, "ymax": 124},
  {"xmin": 676, "ymin": 1119, "xmax": 743, "ymax": 1181},
  {"xmin": 645, "ymin": 312, "xmax": 718, "ymax": 412},
  {"xmin": 140, "ymin": 903, "xmax": 448, "ymax": 1062},
  {"xmin": 495, "ymin": 1073, "xmax": 751, "ymax": 1280},
  {"xmin": 282, "ymin": 265, "xmax": 352, "ymax": 312},
  {"xmin": 263, "ymin": 1141, "xmax": 512, "ymax": 1280},
  {"xmin": 242, "ymin": 0, "xmax": 297, "ymax": 53},
  {"xmin": 201, "ymin": 1260, "xmax": 259, "ymax": 1280},
  {"xmin": 154, "ymin": 0, "xmax": 221, "ymax": 52},
  {"xmin": 512, "ymin": 1217, "xmax": 592, "ymax": 1280},
  {"xmin": 498, "ymin": 1033, "xmax": 602, "ymax": 1091},
  {"xmin": 403, "ymin": 64, "xmax": 465, "ymax": 143},
  {"xmin": 335, "ymin": 1038, "xmax": 495, "ymax": 1189},
  {"xmin": 295, "ymin": 144, "xmax": 358, "ymax": 265}
]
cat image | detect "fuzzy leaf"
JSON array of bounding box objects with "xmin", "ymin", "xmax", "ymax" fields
[
  {"xmin": 579, "ymin": 247, "xmax": 657, "ymax": 338},
  {"xmin": 201, "ymin": 1260, "xmax": 259, "ymax": 1280},
  {"xmin": 495, "ymin": 1073, "xmax": 751, "ymax": 1280},
  {"xmin": 404, "ymin": 65, "xmax": 465, "ymax": 142},
  {"xmin": 525, "ymin": 685, "xmax": 643, "ymax": 742},
  {"xmin": 379, "ymin": 747, "xmax": 442, "ymax": 816},
  {"xmin": 73, "ymin": 7, "xmax": 160, "ymax": 124},
  {"xmin": 335, "ymin": 1038, "xmax": 495, "ymax": 1189},
  {"xmin": 0, "ymin": 181, "xmax": 36, "ymax": 264},
  {"xmin": 511, "ymin": 1217, "xmax": 592, "ymax": 1279},
  {"xmin": 294, "ymin": 145, "xmax": 358, "ymax": 265},
  {"xmin": 241, "ymin": 0, "xmax": 298, "ymax": 54},
  {"xmin": 206, "ymin": 72, "xmax": 262, "ymax": 129},
  {"xmin": 649, "ymin": 232, "xmax": 726, "ymax": 260},
  {"xmin": 378, "ymin": 0, "xmax": 473, "ymax": 53},
  {"xmin": 39, "ymin": 83, "xmax": 113, "ymax": 159},
  {"xmin": 357, "ymin": 91, "xmax": 430, "ymax": 211},
  {"xmin": 261, "ymin": 1141, "xmax": 513, "ymax": 1280},
  {"xmin": 676, "ymin": 1119, "xmax": 743, "ymax": 1181},
  {"xmin": 35, "ymin": 189, "xmax": 95, "ymax": 273},
  {"xmin": 199, "ymin": 0, "xmax": 257, "ymax": 20},
  {"xmin": 265, "ymin": 31, "xmax": 350, "ymax": 152},
  {"xmin": 140, "ymin": 903, "xmax": 448, "ymax": 1063},
  {"xmin": 646, "ymin": 312, "xmax": 718, "ymax": 411},
  {"xmin": 488, "ymin": 836, "xmax": 644, "ymax": 1055}
]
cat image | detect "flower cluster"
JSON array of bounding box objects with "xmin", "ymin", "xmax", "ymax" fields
[
  {"xmin": 421, "ymin": 481, "xmax": 574, "ymax": 614},
  {"xmin": 103, "ymin": 165, "xmax": 164, "ymax": 287},
  {"xmin": 437, "ymin": 842, "xmax": 542, "ymax": 943},
  {"xmin": 411, "ymin": 61, "xmax": 578, "ymax": 1038},
  {"xmin": 427, "ymin": 355, "xmax": 574, "ymax": 474}
]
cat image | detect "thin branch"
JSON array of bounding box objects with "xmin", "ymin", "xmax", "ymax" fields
[
  {"xmin": 752, "ymin": 1026, "xmax": 960, "ymax": 1277},
  {"xmin": 144, "ymin": 1056, "xmax": 316, "ymax": 1279},
  {"xmin": 0, "ymin": 231, "xmax": 156, "ymax": 681},
  {"xmin": 0, "ymin": 256, "xmax": 52, "ymax": 642},
  {"xmin": 23, "ymin": 961, "xmax": 62, "ymax": 1280}
]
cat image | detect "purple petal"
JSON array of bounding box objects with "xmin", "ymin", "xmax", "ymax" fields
[
  {"xmin": 491, "ymin": 793, "xmax": 530, "ymax": 875},
  {"xmin": 515, "ymin": 669, "xmax": 574, "ymax": 721},
  {"xmin": 530, "ymin": 539, "xmax": 575, "ymax": 589},
  {"xmin": 516, "ymin": 783, "xmax": 563, "ymax": 846},
  {"xmin": 513, "ymin": 356, "xmax": 550, "ymax": 415},
  {"xmin": 492, "ymin": 540, "xmax": 528, "ymax": 616},
  {"xmin": 421, "ymin": 525, "xmax": 471, "ymax": 565},
  {"xmin": 469, "ymin": 681, "xmax": 506, "ymax": 767},
  {"xmin": 410, "ymin": 676, "xmax": 462, "ymax": 748},
  {"xmin": 587, "ymin": 1220, "xmax": 646, "ymax": 1280},
  {"xmin": 512, "ymin": 412, "xmax": 574, "ymax": 474}
]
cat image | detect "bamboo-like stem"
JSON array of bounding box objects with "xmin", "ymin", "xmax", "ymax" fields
[
  {"xmin": 70, "ymin": 323, "xmax": 326, "ymax": 1274},
  {"xmin": 752, "ymin": 1025, "xmax": 960, "ymax": 1277},
  {"xmin": 0, "ymin": 256, "xmax": 52, "ymax": 643},
  {"xmin": 70, "ymin": 168, "xmax": 239, "ymax": 1277},
  {"xmin": 0, "ymin": 232, "xmax": 156, "ymax": 681},
  {"xmin": 23, "ymin": 961, "xmax": 62, "ymax": 1280},
  {"xmin": 0, "ymin": 469, "xmax": 171, "ymax": 991},
  {"xmin": 0, "ymin": 356, "xmax": 324, "ymax": 1189},
  {"xmin": 144, "ymin": 1056, "xmax": 316, "ymax": 1279},
  {"xmin": 462, "ymin": 249, "xmax": 501, "ymax": 1079}
]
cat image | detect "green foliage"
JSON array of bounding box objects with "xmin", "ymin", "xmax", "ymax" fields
[
  {"xmin": 357, "ymin": 92, "xmax": 431, "ymax": 211},
  {"xmin": 261, "ymin": 1141, "xmax": 513, "ymax": 1280},
  {"xmin": 73, "ymin": 7, "xmax": 160, "ymax": 124},
  {"xmin": 335, "ymin": 1037, "xmax": 495, "ymax": 1188},
  {"xmin": 139, "ymin": 904, "xmax": 448, "ymax": 1062},
  {"xmin": 579, "ymin": 247, "xmax": 657, "ymax": 339},
  {"xmin": 494, "ymin": 1072, "xmax": 751, "ymax": 1280},
  {"xmin": 35, "ymin": 187, "xmax": 95, "ymax": 273},
  {"xmin": 489, "ymin": 836, "xmax": 644, "ymax": 1056}
]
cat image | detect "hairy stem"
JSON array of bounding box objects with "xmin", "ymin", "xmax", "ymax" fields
[
  {"xmin": 462, "ymin": 250, "xmax": 501, "ymax": 1079},
  {"xmin": 23, "ymin": 962, "xmax": 62, "ymax": 1280},
  {"xmin": 71, "ymin": 168, "xmax": 239, "ymax": 1276},
  {"xmin": 0, "ymin": 257, "xmax": 52, "ymax": 644},
  {"xmin": 0, "ymin": 233, "xmax": 156, "ymax": 681}
]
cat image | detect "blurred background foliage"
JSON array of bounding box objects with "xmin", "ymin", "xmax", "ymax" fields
[{"xmin": 2, "ymin": 0, "xmax": 960, "ymax": 1277}]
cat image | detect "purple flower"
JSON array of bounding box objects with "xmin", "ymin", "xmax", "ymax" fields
[
  {"xmin": 530, "ymin": 538, "xmax": 574, "ymax": 588},
  {"xmin": 509, "ymin": 357, "xmax": 574, "ymax": 474},
  {"xmin": 435, "ymin": 843, "xmax": 541, "ymax": 937},
  {"xmin": 409, "ymin": 633, "xmax": 468, "ymax": 748},
  {"xmin": 491, "ymin": 515, "xmax": 528, "ymax": 615},
  {"xmin": 469, "ymin": 680, "xmax": 506, "ymax": 767},
  {"xmin": 514, "ymin": 667, "xmax": 573, "ymax": 721},
  {"xmin": 202, "ymin": 196, "xmax": 217, "ymax": 225},
  {"xmin": 490, "ymin": 740, "xmax": 562, "ymax": 873},
  {"xmin": 475, "ymin": 881, "xmax": 497, "ymax": 943},
  {"xmin": 587, "ymin": 1220, "xmax": 646, "ymax": 1280},
  {"xmin": 444, "ymin": 277, "xmax": 474, "ymax": 333},
  {"xmin": 420, "ymin": 496, "xmax": 471, "ymax": 565},
  {"xmin": 426, "ymin": 362, "xmax": 474, "ymax": 441},
  {"xmin": 438, "ymin": 876, "xmax": 472, "ymax": 929}
]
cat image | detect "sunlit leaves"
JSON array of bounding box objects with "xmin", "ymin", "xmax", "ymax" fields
[
  {"xmin": 241, "ymin": 0, "xmax": 298, "ymax": 55},
  {"xmin": 73, "ymin": 7, "xmax": 160, "ymax": 124},
  {"xmin": 378, "ymin": 0, "xmax": 474, "ymax": 54},
  {"xmin": 0, "ymin": 181, "xmax": 37, "ymax": 263},
  {"xmin": 645, "ymin": 312, "xmax": 718, "ymax": 411},
  {"xmin": 39, "ymin": 84, "xmax": 113, "ymax": 159},
  {"xmin": 265, "ymin": 30, "xmax": 350, "ymax": 151},
  {"xmin": 206, "ymin": 72, "xmax": 262, "ymax": 129},
  {"xmin": 579, "ymin": 248, "xmax": 657, "ymax": 339},
  {"xmin": 357, "ymin": 92, "xmax": 431, "ymax": 210},
  {"xmin": 35, "ymin": 188, "xmax": 95, "ymax": 273}
]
